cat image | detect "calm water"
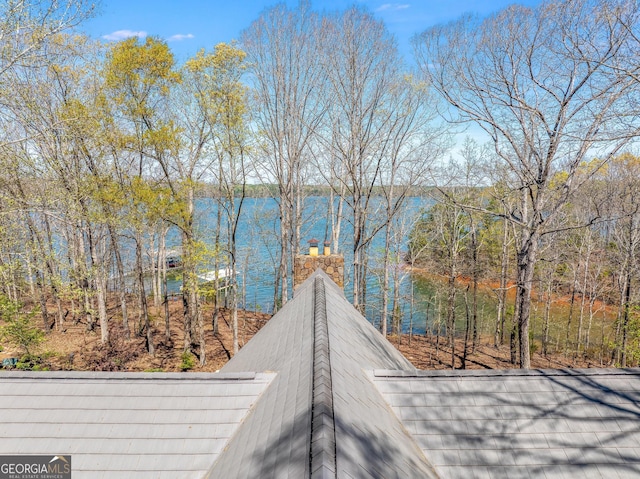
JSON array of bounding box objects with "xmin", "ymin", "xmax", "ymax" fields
[
  {"xmin": 118, "ymin": 195, "xmax": 605, "ymax": 341},
  {"xmin": 154, "ymin": 196, "xmax": 424, "ymax": 329},
  {"xmin": 164, "ymin": 195, "xmax": 504, "ymax": 335}
]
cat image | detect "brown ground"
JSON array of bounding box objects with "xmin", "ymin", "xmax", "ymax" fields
[
  {"xmin": 1, "ymin": 299, "xmax": 270, "ymax": 372},
  {"xmin": 391, "ymin": 334, "xmax": 604, "ymax": 370},
  {"xmin": 0, "ymin": 295, "xmax": 605, "ymax": 371}
]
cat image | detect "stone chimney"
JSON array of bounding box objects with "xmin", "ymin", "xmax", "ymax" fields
[{"xmin": 294, "ymin": 239, "xmax": 344, "ymax": 291}]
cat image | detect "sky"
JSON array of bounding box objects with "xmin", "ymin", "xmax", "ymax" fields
[
  {"xmin": 82, "ymin": 0, "xmax": 543, "ymax": 64},
  {"xmin": 81, "ymin": 0, "xmax": 544, "ymax": 155}
]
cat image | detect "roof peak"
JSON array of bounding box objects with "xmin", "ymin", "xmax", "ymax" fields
[{"xmin": 212, "ymin": 271, "xmax": 436, "ymax": 478}]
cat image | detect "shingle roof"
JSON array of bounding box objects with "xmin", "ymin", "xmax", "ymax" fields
[
  {"xmin": 0, "ymin": 371, "xmax": 274, "ymax": 479},
  {"xmin": 374, "ymin": 368, "xmax": 640, "ymax": 478},
  {"xmin": 323, "ymin": 273, "xmax": 439, "ymax": 478},
  {"xmin": 208, "ymin": 269, "xmax": 438, "ymax": 478},
  {"xmin": 1, "ymin": 268, "xmax": 639, "ymax": 478},
  {"xmin": 205, "ymin": 266, "xmax": 316, "ymax": 478}
]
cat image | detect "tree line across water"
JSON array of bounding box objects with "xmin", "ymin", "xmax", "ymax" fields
[
  {"xmin": 409, "ymin": 153, "xmax": 640, "ymax": 369},
  {"xmin": 1, "ymin": 0, "xmax": 640, "ymax": 369}
]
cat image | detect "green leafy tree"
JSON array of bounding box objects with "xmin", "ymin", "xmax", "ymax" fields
[
  {"xmin": 103, "ymin": 36, "xmax": 183, "ymax": 355},
  {"xmin": 183, "ymin": 42, "xmax": 251, "ymax": 355},
  {"xmin": 0, "ymin": 295, "xmax": 44, "ymax": 357}
]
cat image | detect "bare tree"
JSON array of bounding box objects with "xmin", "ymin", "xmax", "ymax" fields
[
  {"xmin": 414, "ymin": 0, "xmax": 639, "ymax": 368},
  {"xmin": 376, "ymin": 76, "xmax": 445, "ymax": 336},
  {"xmin": 241, "ymin": 2, "xmax": 326, "ymax": 308},
  {"xmin": 322, "ymin": 6, "xmax": 411, "ymax": 313}
]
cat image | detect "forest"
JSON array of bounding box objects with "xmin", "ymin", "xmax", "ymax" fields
[{"xmin": 1, "ymin": 0, "xmax": 640, "ymax": 370}]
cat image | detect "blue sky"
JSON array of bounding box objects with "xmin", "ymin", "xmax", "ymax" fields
[{"xmin": 83, "ymin": 0, "xmax": 542, "ymax": 64}]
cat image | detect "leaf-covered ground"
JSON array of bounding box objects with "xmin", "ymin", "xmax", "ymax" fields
[{"xmin": 1, "ymin": 297, "xmax": 600, "ymax": 372}]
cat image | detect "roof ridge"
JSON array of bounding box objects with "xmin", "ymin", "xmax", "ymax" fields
[{"xmin": 310, "ymin": 276, "xmax": 337, "ymax": 478}]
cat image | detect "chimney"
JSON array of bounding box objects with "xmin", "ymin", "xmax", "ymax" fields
[
  {"xmin": 293, "ymin": 238, "xmax": 344, "ymax": 292},
  {"xmin": 308, "ymin": 238, "xmax": 319, "ymax": 257}
]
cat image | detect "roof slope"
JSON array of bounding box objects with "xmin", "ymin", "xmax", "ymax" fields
[
  {"xmin": 323, "ymin": 273, "xmax": 439, "ymax": 478},
  {"xmin": 208, "ymin": 269, "xmax": 438, "ymax": 478},
  {"xmin": 206, "ymin": 269, "xmax": 316, "ymax": 477},
  {"xmin": 0, "ymin": 371, "xmax": 273, "ymax": 479},
  {"xmin": 374, "ymin": 368, "xmax": 640, "ymax": 478}
]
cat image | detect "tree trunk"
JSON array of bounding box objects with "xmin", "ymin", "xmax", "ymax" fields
[
  {"xmin": 151, "ymin": 232, "xmax": 160, "ymax": 309},
  {"xmin": 447, "ymin": 274, "xmax": 456, "ymax": 370},
  {"xmin": 470, "ymin": 226, "xmax": 478, "ymax": 351},
  {"xmin": 585, "ymin": 292, "xmax": 598, "ymax": 354},
  {"xmin": 182, "ymin": 187, "xmax": 200, "ymax": 353},
  {"xmin": 135, "ymin": 232, "xmax": 153, "ymax": 354},
  {"xmin": 293, "ymin": 176, "xmax": 303, "ymax": 287},
  {"xmin": 160, "ymin": 229, "xmax": 170, "ymax": 342},
  {"xmin": 515, "ymin": 232, "xmax": 539, "ymax": 369},
  {"xmin": 361, "ymin": 246, "xmax": 370, "ymax": 315},
  {"xmin": 43, "ymin": 214, "xmax": 64, "ymax": 330},
  {"xmin": 392, "ymin": 263, "xmax": 402, "ymax": 337},
  {"xmin": 381, "ymin": 222, "xmax": 392, "ymax": 337},
  {"xmin": 36, "ymin": 271, "xmax": 50, "ymax": 330},
  {"xmin": 542, "ymin": 279, "xmax": 552, "ymax": 357},
  {"xmin": 621, "ymin": 271, "xmax": 632, "ymax": 367},
  {"xmin": 89, "ymin": 231, "xmax": 109, "ymax": 345},
  {"xmin": 496, "ymin": 219, "xmax": 509, "ymax": 347},
  {"xmin": 108, "ymin": 224, "xmax": 129, "ymax": 339},
  {"xmin": 463, "ymin": 287, "xmax": 471, "ymax": 369},
  {"xmin": 230, "ymin": 207, "xmax": 240, "ymax": 356},
  {"xmin": 278, "ymin": 199, "xmax": 290, "ymax": 310},
  {"xmin": 577, "ymin": 248, "xmax": 591, "ymax": 356},
  {"xmin": 331, "ymin": 182, "xmax": 345, "ymax": 254},
  {"xmin": 565, "ymin": 269, "xmax": 578, "ymax": 357}
]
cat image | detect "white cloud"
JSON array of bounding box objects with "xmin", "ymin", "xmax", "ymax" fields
[
  {"xmin": 102, "ymin": 30, "xmax": 147, "ymax": 41},
  {"xmin": 167, "ymin": 33, "xmax": 195, "ymax": 42},
  {"xmin": 376, "ymin": 3, "xmax": 410, "ymax": 12}
]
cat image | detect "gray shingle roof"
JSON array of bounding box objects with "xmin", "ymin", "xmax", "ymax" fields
[
  {"xmin": 209, "ymin": 269, "xmax": 438, "ymax": 478},
  {"xmin": 0, "ymin": 371, "xmax": 274, "ymax": 479},
  {"xmin": 205, "ymin": 267, "xmax": 316, "ymax": 478},
  {"xmin": 373, "ymin": 368, "xmax": 640, "ymax": 478},
  {"xmin": 323, "ymin": 273, "xmax": 438, "ymax": 478}
]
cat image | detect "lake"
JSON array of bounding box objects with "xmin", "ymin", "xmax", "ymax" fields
[
  {"xmin": 157, "ymin": 196, "xmax": 425, "ymax": 324},
  {"xmin": 148, "ymin": 195, "xmax": 607, "ymax": 345},
  {"xmin": 157, "ymin": 195, "xmax": 495, "ymax": 335}
]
